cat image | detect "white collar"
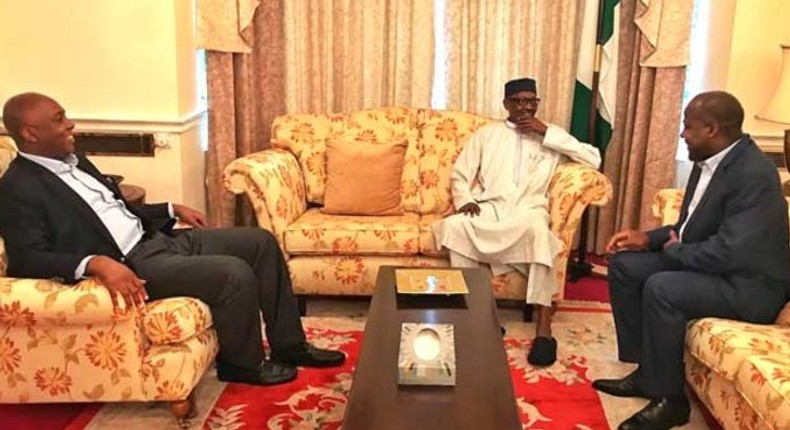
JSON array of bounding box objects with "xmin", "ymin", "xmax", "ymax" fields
[{"xmin": 17, "ymin": 151, "xmax": 79, "ymax": 174}]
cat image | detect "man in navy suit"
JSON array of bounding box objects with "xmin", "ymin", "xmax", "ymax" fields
[
  {"xmin": 0, "ymin": 92, "xmax": 345, "ymax": 387},
  {"xmin": 593, "ymin": 91, "xmax": 790, "ymax": 430}
]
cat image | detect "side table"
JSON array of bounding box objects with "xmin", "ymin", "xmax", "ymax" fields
[{"xmin": 120, "ymin": 184, "xmax": 146, "ymax": 206}]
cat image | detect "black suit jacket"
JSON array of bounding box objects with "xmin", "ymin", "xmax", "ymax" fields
[
  {"xmin": 647, "ymin": 135, "xmax": 790, "ymax": 321},
  {"xmin": 0, "ymin": 154, "xmax": 174, "ymax": 283}
]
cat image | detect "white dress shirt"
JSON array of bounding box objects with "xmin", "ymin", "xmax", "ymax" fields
[
  {"xmin": 678, "ymin": 139, "xmax": 740, "ymax": 241},
  {"xmin": 17, "ymin": 151, "xmax": 167, "ymax": 278}
]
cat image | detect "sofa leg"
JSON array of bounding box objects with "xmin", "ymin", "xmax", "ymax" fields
[
  {"xmin": 522, "ymin": 303, "xmax": 534, "ymax": 322},
  {"xmin": 297, "ymin": 295, "xmax": 307, "ymax": 317},
  {"xmin": 169, "ymin": 397, "xmax": 194, "ymax": 429}
]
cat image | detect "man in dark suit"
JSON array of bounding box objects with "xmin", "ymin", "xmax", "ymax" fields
[
  {"xmin": 0, "ymin": 92, "xmax": 345, "ymax": 387},
  {"xmin": 592, "ymin": 91, "xmax": 790, "ymax": 430}
]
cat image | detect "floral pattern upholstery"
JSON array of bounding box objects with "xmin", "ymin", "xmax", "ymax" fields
[
  {"xmin": 0, "ymin": 141, "xmax": 218, "ymax": 413},
  {"xmin": 284, "ymin": 209, "xmax": 420, "ymax": 256},
  {"xmin": 224, "ymin": 108, "xmax": 613, "ymax": 302},
  {"xmin": 655, "ymin": 188, "xmax": 790, "ymax": 430}
]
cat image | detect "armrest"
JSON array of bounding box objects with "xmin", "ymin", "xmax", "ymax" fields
[
  {"xmin": 548, "ymin": 162, "xmax": 613, "ymax": 245},
  {"xmin": 223, "ymin": 148, "xmax": 308, "ymax": 248},
  {"xmin": 0, "ymin": 277, "xmax": 136, "ymax": 327},
  {"xmin": 652, "ymin": 188, "xmax": 685, "ymax": 226}
]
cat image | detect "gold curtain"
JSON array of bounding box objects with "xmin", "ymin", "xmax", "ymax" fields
[
  {"xmin": 443, "ymin": 0, "xmax": 585, "ymax": 126},
  {"xmin": 591, "ymin": 0, "xmax": 692, "ymax": 252},
  {"xmin": 204, "ymin": 0, "xmax": 287, "ymax": 227},
  {"xmin": 283, "ymin": 0, "xmax": 435, "ymax": 113}
]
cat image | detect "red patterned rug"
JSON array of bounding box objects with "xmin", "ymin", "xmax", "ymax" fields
[{"xmin": 203, "ymin": 325, "xmax": 609, "ymax": 429}]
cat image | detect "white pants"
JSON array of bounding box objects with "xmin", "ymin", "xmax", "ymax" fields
[{"xmin": 449, "ymin": 251, "xmax": 556, "ymax": 307}]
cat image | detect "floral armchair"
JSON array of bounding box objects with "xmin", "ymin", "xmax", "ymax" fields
[
  {"xmin": 652, "ymin": 188, "xmax": 790, "ymax": 430},
  {"xmin": 224, "ymin": 108, "xmax": 613, "ymax": 313},
  {"xmin": 0, "ymin": 136, "xmax": 218, "ymax": 427}
]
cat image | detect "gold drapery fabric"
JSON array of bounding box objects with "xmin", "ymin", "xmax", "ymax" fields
[
  {"xmin": 590, "ymin": 0, "xmax": 691, "ymax": 252},
  {"xmin": 283, "ymin": 0, "xmax": 435, "ymax": 113},
  {"xmin": 636, "ymin": 0, "xmax": 694, "ymax": 67},
  {"xmin": 442, "ymin": 0, "xmax": 584, "ymax": 127},
  {"xmin": 205, "ymin": 0, "xmax": 286, "ymax": 227},
  {"xmin": 197, "ymin": 0, "xmax": 261, "ymax": 53}
]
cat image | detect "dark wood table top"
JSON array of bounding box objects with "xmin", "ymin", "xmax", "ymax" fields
[{"xmin": 342, "ymin": 266, "xmax": 520, "ymax": 430}]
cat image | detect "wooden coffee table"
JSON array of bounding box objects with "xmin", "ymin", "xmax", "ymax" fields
[{"xmin": 342, "ymin": 266, "xmax": 520, "ymax": 430}]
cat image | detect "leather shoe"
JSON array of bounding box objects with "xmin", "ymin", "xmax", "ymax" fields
[
  {"xmin": 592, "ymin": 368, "xmax": 647, "ymax": 398},
  {"xmin": 271, "ymin": 342, "xmax": 346, "ymax": 368},
  {"xmin": 618, "ymin": 396, "xmax": 690, "ymax": 430},
  {"xmin": 216, "ymin": 360, "xmax": 296, "ymax": 386}
]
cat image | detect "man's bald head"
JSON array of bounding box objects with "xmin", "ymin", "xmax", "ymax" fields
[
  {"xmin": 685, "ymin": 91, "xmax": 744, "ymax": 140},
  {"xmin": 3, "ymin": 93, "xmax": 58, "ymax": 145},
  {"xmin": 1, "ymin": 93, "xmax": 76, "ymax": 160}
]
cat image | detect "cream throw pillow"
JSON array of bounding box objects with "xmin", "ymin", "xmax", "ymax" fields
[{"xmin": 322, "ymin": 139, "xmax": 407, "ymax": 216}]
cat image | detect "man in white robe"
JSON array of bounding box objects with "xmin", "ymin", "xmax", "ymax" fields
[{"xmin": 432, "ymin": 77, "xmax": 601, "ymax": 366}]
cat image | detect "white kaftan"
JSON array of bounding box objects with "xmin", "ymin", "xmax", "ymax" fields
[{"xmin": 432, "ymin": 121, "xmax": 601, "ymax": 305}]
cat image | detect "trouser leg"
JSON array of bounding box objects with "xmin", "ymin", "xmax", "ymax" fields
[
  {"xmin": 185, "ymin": 228, "xmax": 306, "ymax": 351},
  {"xmin": 607, "ymin": 251, "xmax": 681, "ymax": 362},
  {"xmin": 640, "ymin": 271, "xmax": 738, "ymax": 397}
]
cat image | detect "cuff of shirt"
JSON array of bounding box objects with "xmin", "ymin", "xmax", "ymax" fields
[
  {"xmin": 168, "ymin": 203, "xmax": 174, "ymax": 218},
  {"xmin": 75, "ymin": 255, "xmax": 95, "ymax": 279}
]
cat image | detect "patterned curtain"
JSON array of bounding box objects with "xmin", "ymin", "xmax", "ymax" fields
[
  {"xmin": 283, "ymin": 0, "xmax": 435, "ymax": 113},
  {"xmin": 442, "ymin": 0, "xmax": 585, "ymax": 126},
  {"xmin": 591, "ymin": 0, "xmax": 693, "ymax": 252},
  {"xmin": 203, "ymin": 0, "xmax": 287, "ymax": 227}
]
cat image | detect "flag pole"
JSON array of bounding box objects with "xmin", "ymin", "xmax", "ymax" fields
[{"xmin": 568, "ymin": 0, "xmax": 607, "ymax": 282}]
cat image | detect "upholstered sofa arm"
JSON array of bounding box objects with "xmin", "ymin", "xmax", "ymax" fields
[
  {"xmin": 652, "ymin": 188, "xmax": 685, "ymax": 226},
  {"xmin": 223, "ymin": 148, "xmax": 308, "ymax": 247},
  {"xmin": 0, "ymin": 277, "xmax": 137, "ymax": 326},
  {"xmin": 548, "ymin": 162, "xmax": 613, "ymax": 245}
]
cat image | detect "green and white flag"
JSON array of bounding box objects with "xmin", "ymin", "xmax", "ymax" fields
[{"xmin": 570, "ymin": 0, "xmax": 620, "ymax": 154}]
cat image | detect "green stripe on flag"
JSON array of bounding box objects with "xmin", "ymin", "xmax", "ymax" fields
[{"xmin": 600, "ymin": 0, "xmax": 619, "ymax": 44}]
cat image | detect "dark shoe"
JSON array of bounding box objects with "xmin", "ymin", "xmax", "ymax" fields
[
  {"xmin": 592, "ymin": 368, "xmax": 647, "ymax": 398},
  {"xmin": 271, "ymin": 342, "xmax": 346, "ymax": 368},
  {"xmin": 527, "ymin": 336, "xmax": 557, "ymax": 366},
  {"xmin": 216, "ymin": 360, "xmax": 297, "ymax": 386},
  {"xmin": 618, "ymin": 396, "xmax": 690, "ymax": 430}
]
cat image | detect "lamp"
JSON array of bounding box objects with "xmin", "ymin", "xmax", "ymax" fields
[{"xmin": 756, "ymin": 44, "xmax": 790, "ymax": 182}]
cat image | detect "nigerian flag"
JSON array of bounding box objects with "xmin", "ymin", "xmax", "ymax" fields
[{"xmin": 570, "ymin": 0, "xmax": 620, "ymax": 154}]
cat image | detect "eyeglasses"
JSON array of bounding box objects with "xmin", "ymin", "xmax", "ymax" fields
[{"xmin": 506, "ymin": 97, "xmax": 541, "ymax": 106}]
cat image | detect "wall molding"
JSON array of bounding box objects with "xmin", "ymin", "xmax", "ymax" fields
[{"xmin": 0, "ymin": 109, "xmax": 207, "ymax": 134}]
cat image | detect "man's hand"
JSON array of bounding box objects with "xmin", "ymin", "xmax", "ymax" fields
[
  {"xmin": 86, "ymin": 256, "xmax": 148, "ymax": 309},
  {"xmin": 663, "ymin": 230, "xmax": 679, "ymax": 251},
  {"xmin": 513, "ymin": 116, "xmax": 548, "ymax": 136},
  {"xmin": 457, "ymin": 202, "xmax": 481, "ymax": 217},
  {"xmin": 173, "ymin": 204, "xmax": 207, "ymax": 228},
  {"xmin": 606, "ymin": 230, "xmax": 649, "ymax": 253}
]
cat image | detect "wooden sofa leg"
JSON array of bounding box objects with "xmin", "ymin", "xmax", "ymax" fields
[
  {"xmin": 522, "ymin": 303, "xmax": 534, "ymax": 322},
  {"xmin": 297, "ymin": 295, "xmax": 307, "ymax": 317},
  {"xmin": 169, "ymin": 397, "xmax": 194, "ymax": 429}
]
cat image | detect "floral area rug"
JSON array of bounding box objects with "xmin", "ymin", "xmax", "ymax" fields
[{"xmin": 4, "ymin": 306, "xmax": 714, "ymax": 429}]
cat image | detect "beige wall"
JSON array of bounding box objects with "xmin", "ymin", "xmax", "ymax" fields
[
  {"xmin": 702, "ymin": 0, "xmax": 790, "ymax": 151},
  {"xmin": 0, "ymin": 0, "xmax": 206, "ymax": 211}
]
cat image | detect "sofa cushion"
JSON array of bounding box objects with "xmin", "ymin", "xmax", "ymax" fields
[
  {"xmin": 686, "ymin": 317, "xmax": 790, "ymax": 380},
  {"xmin": 284, "ymin": 208, "xmax": 420, "ymax": 256},
  {"xmin": 418, "ymin": 214, "xmax": 448, "ymax": 257},
  {"xmin": 735, "ymin": 354, "xmax": 790, "ymax": 430},
  {"xmin": 143, "ymin": 297, "xmax": 213, "ymax": 345},
  {"xmin": 416, "ymin": 110, "xmax": 492, "ymax": 214},
  {"xmin": 323, "ymin": 138, "xmax": 407, "ymax": 216}
]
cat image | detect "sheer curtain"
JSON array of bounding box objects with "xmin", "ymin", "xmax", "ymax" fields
[
  {"xmin": 283, "ymin": 0, "xmax": 436, "ymax": 113},
  {"xmin": 442, "ymin": 0, "xmax": 585, "ymax": 125}
]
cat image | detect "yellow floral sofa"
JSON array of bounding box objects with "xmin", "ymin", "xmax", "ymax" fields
[
  {"xmin": 0, "ymin": 136, "xmax": 218, "ymax": 427},
  {"xmin": 224, "ymin": 107, "xmax": 612, "ymax": 308},
  {"xmin": 653, "ymin": 188, "xmax": 790, "ymax": 430}
]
